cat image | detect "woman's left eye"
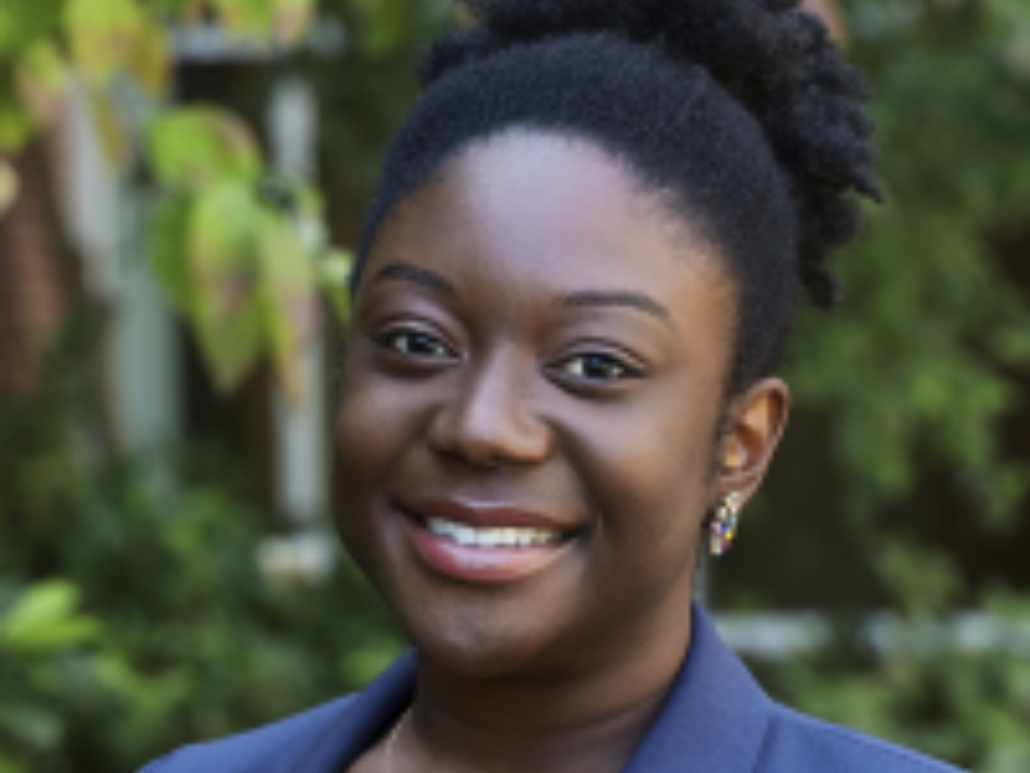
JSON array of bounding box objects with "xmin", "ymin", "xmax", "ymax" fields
[
  {"xmin": 377, "ymin": 328, "xmax": 454, "ymax": 360},
  {"xmin": 557, "ymin": 353, "xmax": 639, "ymax": 384}
]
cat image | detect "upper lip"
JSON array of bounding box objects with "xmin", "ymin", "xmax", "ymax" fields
[{"xmin": 402, "ymin": 498, "xmax": 570, "ymax": 532}]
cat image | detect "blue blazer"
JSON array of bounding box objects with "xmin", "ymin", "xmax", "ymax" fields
[{"xmin": 139, "ymin": 604, "xmax": 964, "ymax": 772}]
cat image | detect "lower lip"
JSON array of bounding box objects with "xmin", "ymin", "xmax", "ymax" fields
[{"xmin": 403, "ymin": 517, "xmax": 572, "ymax": 585}]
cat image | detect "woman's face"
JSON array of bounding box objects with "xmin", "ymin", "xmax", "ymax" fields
[{"xmin": 334, "ymin": 132, "xmax": 769, "ymax": 679}]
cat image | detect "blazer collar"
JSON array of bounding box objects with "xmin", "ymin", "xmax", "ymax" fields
[
  {"xmin": 283, "ymin": 650, "xmax": 415, "ymax": 773},
  {"xmin": 621, "ymin": 602, "xmax": 772, "ymax": 773},
  {"xmin": 289, "ymin": 602, "xmax": 771, "ymax": 773}
]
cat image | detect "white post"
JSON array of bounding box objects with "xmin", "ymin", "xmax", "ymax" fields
[
  {"xmin": 61, "ymin": 88, "xmax": 180, "ymax": 460},
  {"xmin": 268, "ymin": 76, "xmax": 327, "ymax": 524}
]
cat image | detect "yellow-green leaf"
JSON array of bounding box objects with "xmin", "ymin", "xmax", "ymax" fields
[
  {"xmin": 260, "ymin": 218, "xmax": 319, "ymax": 404},
  {"xmin": 0, "ymin": 581, "xmax": 99, "ymax": 654},
  {"xmin": 317, "ymin": 247, "xmax": 354, "ymax": 324},
  {"xmin": 123, "ymin": 14, "xmax": 171, "ymax": 96},
  {"xmin": 148, "ymin": 107, "xmax": 261, "ymax": 190},
  {"xmin": 64, "ymin": 0, "xmax": 147, "ymax": 85},
  {"xmin": 0, "ymin": 78, "xmax": 34, "ymax": 153},
  {"xmin": 149, "ymin": 196, "xmax": 195, "ymax": 315},
  {"xmin": 187, "ymin": 181, "xmax": 268, "ymax": 392},
  {"xmin": 86, "ymin": 87, "xmax": 128, "ymax": 165},
  {"xmin": 0, "ymin": 0, "xmax": 64, "ymax": 61}
]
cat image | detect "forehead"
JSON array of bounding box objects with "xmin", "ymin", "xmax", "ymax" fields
[{"xmin": 363, "ymin": 130, "xmax": 736, "ymax": 329}]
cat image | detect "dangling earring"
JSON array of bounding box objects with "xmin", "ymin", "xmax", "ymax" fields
[{"xmin": 709, "ymin": 492, "xmax": 743, "ymax": 556}]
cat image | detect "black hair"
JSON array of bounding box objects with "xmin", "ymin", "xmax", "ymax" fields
[{"xmin": 352, "ymin": 0, "xmax": 881, "ymax": 395}]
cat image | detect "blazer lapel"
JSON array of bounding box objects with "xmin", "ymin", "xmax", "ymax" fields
[
  {"xmin": 283, "ymin": 651, "xmax": 416, "ymax": 773},
  {"xmin": 621, "ymin": 603, "xmax": 772, "ymax": 773}
]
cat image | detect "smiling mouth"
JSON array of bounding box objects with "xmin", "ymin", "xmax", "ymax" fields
[
  {"xmin": 424, "ymin": 517, "xmax": 565, "ymax": 549},
  {"xmin": 401, "ymin": 504, "xmax": 576, "ymax": 584}
]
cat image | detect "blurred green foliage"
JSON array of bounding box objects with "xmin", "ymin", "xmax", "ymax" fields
[
  {"xmin": 742, "ymin": 3, "xmax": 1030, "ymax": 771},
  {"xmin": 795, "ymin": 0, "xmax": 1030, "ymax": 615},
  {"xmin": 794, "ymin": 0, "xmax": 1030, "ymax": 522},
  {"xmin": 0, "ymin": 323, "xmax": 404, "ymax": 771},
  {"xmin": 0, "ymin": 581, "xmax": 105, "ymax": 772},
  {"xmin": 1, "ymin": 0, "xmax": 1030, "ymax": 771}
]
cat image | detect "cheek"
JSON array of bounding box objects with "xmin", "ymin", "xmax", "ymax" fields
[
  {"xmin": 573, "ymin": 382, "xmax": 721, "ymax": 562},
  {"xmin": 613, "ymin": 426, "xmax": 711, "ymax": 540},
  {"xmin": 331, "ymin": 364, "xmax": 409, "ymax": 560}
]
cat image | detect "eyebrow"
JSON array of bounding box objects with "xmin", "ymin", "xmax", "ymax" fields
[
  {"xmin": 369, "ymin": 262, "xmax": 672, "ymax": 327},
  {"xmin": 369, "ymin": 262, "xmax": 455, "ymax": 296},
  {"xmin": 560, "ymin": 290, "xmax": 673, "ymax": 327}
]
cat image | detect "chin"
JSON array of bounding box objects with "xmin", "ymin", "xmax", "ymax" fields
[
  {"xmin": 394, "ymin": 589, "xmax": 563, "ymax": 680},
  {"xmin": 413, "ymin": 622, "xmax": 547, "ymax": 679}
]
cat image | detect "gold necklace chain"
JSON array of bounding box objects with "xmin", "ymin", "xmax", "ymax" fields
[{"xmin": 384, "ymin": 708, "xmax": 411, "ymax": 773}]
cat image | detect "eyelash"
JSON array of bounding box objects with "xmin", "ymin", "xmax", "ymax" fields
[
  {"xmin": 373, "ymin": 326, "xmax": 643, "ymax": 388},
  {"xmin": 552, "ymin": 352, "xmax": 643, "ymax": 386},
  {"xmin": 375, "ymin": 326, "xmax": 457, "ymax": 362}
]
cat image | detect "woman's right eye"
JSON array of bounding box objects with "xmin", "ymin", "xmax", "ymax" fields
[{"xmin": 376, "ymin": 328, "xmax": 455, "ymax": 361}]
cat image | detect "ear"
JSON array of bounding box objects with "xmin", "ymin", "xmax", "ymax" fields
[{"xmin": 713, "ymin": 377, "xmax": 790, "ymax": 508}]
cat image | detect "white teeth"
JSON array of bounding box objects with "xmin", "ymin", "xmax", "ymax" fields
[
  {"xmin": 425, "ymin": 517, "xmax": 561, "ymax": 548},
  {"xmin": 456, "ymin": 524, "xmax": 477, "ymax": 546},
  {"xmin": 478, "ymin": 532, "xmax": 498, "ymax": 549}
]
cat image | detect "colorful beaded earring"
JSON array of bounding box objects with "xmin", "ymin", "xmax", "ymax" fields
[{"xmin": 709, "ymin": 492, "xmax": 743, "ymax": 556}]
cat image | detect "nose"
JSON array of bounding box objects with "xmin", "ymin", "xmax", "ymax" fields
[{"xmin": 427, "ymin": 351, "xmax": 553, "ymax": 469}]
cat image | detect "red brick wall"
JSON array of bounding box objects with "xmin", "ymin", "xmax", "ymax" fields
[{"xmin": 0, "ymin": 147, "xmax": 66, "ymax": 395}]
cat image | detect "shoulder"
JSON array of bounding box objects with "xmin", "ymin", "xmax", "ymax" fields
[
  {"xmin": 136, "ymin": 695, "xmax": 358, "ymax": 772},
  {"xmin": 758, "ymin": 703, "xmax": 967, "ymax": 773}
]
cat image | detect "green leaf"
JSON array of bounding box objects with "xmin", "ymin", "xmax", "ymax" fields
[
  {"xmin": 317, "ymin": 248, "xmax": 355, "ymax": 325},
  {"xmin": 149, "ymin": 195, "xmax": 195, "ymax": 315},
  {"xmin": 0, "ymin": 77, "xmax": 34, "ymax": 153},
  {"xmin": 85, "ymin": 86, "xmax": 129, "ymax": 164},
  {"xmin": 63, "ymin": 0, "xmax": 147, "ymax": 85},
  {"xmin": 259, "ymin": 218, "xmax": 319, "ymax": 403},
  {"xmin": 0, "ymin": 581, "xmax": 99, "ymax": 653},
  {"xmin": 123, "ymin": 11, "xmax": 171, "ymax": 96},
  {"xmin": 0, "ymin": 0, "xmax": 63, "ymax": 61},
  {"xmin": 147, "ymin": 107, "xmax": 262, "ymax": 191},
  {"xmin": 186, "ymin": 181, "xmax": 268, "ymax": 392}
]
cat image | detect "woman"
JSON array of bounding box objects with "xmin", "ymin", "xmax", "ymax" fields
[{"xmin": 141, "ymin": 1, "xmax": 964, "ymax": 771}]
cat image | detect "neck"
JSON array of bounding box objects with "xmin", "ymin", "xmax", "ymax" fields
[{"xmin": 402, "ymin": 613, "xmax": 693, "ymax": 773}]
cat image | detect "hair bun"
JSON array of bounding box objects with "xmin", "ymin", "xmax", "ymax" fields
[{"xmin": 422, "ymin": 0, "xmax": 881, "ymax": 308}]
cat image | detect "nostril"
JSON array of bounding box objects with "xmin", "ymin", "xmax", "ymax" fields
[
  {"xmin": 426, "ymin": 396, "xmax": 551, "ymax": 469},
  {"xmin": 424, "ymin": 358, "xmax": 553, "ymax": 468},
  {"xmin": 427, "ymin": 421, "xmax": 510, "ymax": 469}
]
